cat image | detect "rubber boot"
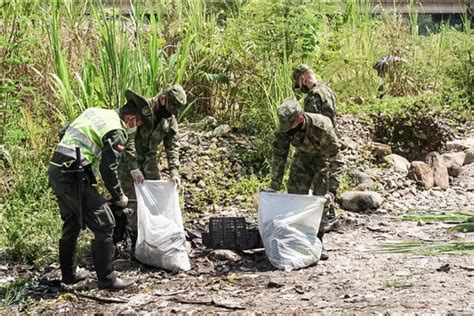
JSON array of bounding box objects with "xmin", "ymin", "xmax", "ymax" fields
[
  {"xmin": 91, "ymin": 240, "xmax": 134, "ymax": 290},
  {"xmin": 59, "ymin": 238, "xmax": 89, "ymax": 284},
  {"xmin": 129, "ymin": 231, "xmax": 138, "ymax": 261},
  {"xmin": 324, "ymin": 204, "xmax": 339, "ymax": 233},
  {"xmin": 317, "ymin": 232, "xmax": 329, "ymax": 261}
]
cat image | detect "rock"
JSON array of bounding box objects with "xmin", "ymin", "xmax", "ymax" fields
[
  {"xmin": 446, "ymin": 137, "xmax": 474, "ymax": 151},
  {"xmin": 464, "ymin": 148, "xmax": 474, "ymax": 165},
  {"xmin": 384, "ymin": 154, "xmax": 410, "ymax": 173},
  {"xmin": 442, "ymin": 152, "xmax": 466, "ymax": 177},
  {"xmin": 211, "ymin": 124, "xmax": 231, "ymax": 137},
  {"xmin": 408, "ymin": 161, "xmax": 434, "ymax": 190},
  {"xmin": 366, "ymin": 142, "xmax": 392, "ymax": 160},
  {"xmin": 208, "ymin": 249, "xmax": 241, "ymax": 261},
  {"xmin": 339, "ymin": 191, "xmax": 384, "ymax": 212},
  {"xmin": 197, "ymin": 116, "xmax": 218, "ymax": 129},
  {"xmin": 340, "ymin": 136, "xmax": 357, "ymax": 150},
  {"xmin": 425, "ymin": 152, "xmax": 449, "ymax": 190},
  {"xmin": 350, "ymin": 170, "xmax": 376, "ymax": 191}
]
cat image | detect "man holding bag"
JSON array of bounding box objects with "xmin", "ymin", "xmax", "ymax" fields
[
  {"xmin": 270, "ymin": 98, "xmax": 344, "ymax": 260},
  {"xmin": 118, "ymin": 85, "xmax": 187, "ymax": 251},
  {"xmin": 48, "ymin": 100, "xmax": 144, "ymax": 290}
]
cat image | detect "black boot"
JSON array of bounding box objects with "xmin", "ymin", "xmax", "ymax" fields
[
  {"xmin": 317, "ymin": 232, "xmax": 329, "ymax": 261},
  {"xmin": 324, "ymin": 204, "xmax": 339, "ymax": 233},
  {"xmin": 59, "ymin": 238, "xmax": 89, "ymax": 284},
  {"xmin": 91, "ymin": 240, "xmax": 134, "ymax": 290},
  {"xmin": 130, "ymin": 231, "xmax": 138, "ymax": 260}
]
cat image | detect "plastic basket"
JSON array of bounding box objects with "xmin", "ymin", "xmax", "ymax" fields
[{"xmin": 202, "ymin": 217, "xmax": 263, "ymax": 250}]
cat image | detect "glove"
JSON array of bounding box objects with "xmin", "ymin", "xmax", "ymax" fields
[
  {"xmin": 130, "ymin": 168, "xmax": 144, "ymax": 184},
  {"xmin": 170, "ymin": 175, "xmax": 181, "ymax": 189},
  {"xmin": 115, "ymin": 195, "xmax": 128, "ymax": 208},
  {"xmin": 324, "ymin": 192, "xmax": 335, "ymax": 206}
]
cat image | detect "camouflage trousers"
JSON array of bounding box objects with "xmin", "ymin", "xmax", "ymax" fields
[
  {"xmin": 117, "ymin": 157, "xmax": 161, "ymax": 233},
  {"xmin": 287, "ymin": 151, "xmax": 329, "ymax": 237}
]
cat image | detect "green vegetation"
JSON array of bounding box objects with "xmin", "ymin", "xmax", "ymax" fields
[
  {"xmin": 0, "ymin": 277, "xmax": 29, "ymax": 308},
  {"xmin": 401, "ymin": 212, "xmax": 473, "ymax": 223},
  {"xmin": 1, "ymin": 0, "xmax": 472, "ymax": 264},
  {"xmin": 377, "ymin": 241, "xmax": 474, "ymax": 255}
]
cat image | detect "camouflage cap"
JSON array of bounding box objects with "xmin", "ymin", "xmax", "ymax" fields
[
  {"xmin": 277, "ymin": 98, "xmax": 302, "ymax": 132},
  {"xmin": 125, "ymin": 90, "xmax": 152, "ymax": 116},
  {"xmin": 292, "ymin": 64, "xmax": 311, "ymax": 89},
  {"xmin": 166, "ymin": 84, "xmax": 187, "ymax": 116}
]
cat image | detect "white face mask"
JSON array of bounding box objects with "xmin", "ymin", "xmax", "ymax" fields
[
  {"xmin": 126, "ymin": 117, "xmax": 137, "ymax": 134},
  {"xmin": 127, "ymin": 126, "xmax": 137, "ymax": 134}
]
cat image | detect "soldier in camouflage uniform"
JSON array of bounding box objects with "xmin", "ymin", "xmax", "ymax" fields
[
  {"xmin": 293, "ymin": 64, "xmax": 338, "ymax": 229},
  {"xmin": 118, "ymin": 85, "xmax": 187, "ymax": 249},
  {"xmin": 270, "ymin": 99, "xmax": 344, "ymax": 260}
]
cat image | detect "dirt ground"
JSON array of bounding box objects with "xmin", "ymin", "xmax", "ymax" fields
[
  {"xmin": 2, "ymin": 204, "xmax": 472, "ymax": 314},
  {"xmin": 1, "ymin": 125, "xmax": 473, "ymax": 314}
]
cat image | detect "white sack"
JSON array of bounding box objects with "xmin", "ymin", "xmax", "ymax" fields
[
  {"xmin": 258, "ymin": 192, "xmax": 325, "ymax": 271},
  {"xmin": 135, "ymin": 180, "xmax": 191, "ymax": 271}
]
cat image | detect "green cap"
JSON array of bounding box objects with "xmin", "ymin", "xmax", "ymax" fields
[
  {"xmin": 292, "ymin": 64, "xmax": 310, "ymax": 89},
  {"xmin": 277, "ymin": 98, "xmax": 302, "ymax": 132},
  {"xmin": 166, "ymin": 84, "xmax": 187, "ymax": 116},
  {"xmin": 125, "ymin": 90, "xmax": 152, "ymax": 116}
]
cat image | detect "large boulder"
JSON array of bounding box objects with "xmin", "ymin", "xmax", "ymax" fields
[
  {"xmin": 446, "ymin": 137, "xmax": 474, "ymax": 151},
  {"xmin": 442, "ymin": 152, "xmax": 466, "ymax": 177},
  {"xmin": 384, "ymin": 154, "xmax": 410, "ymax": 173},
  {"xmin": 464, "ymin": 148, "xmax": 474, "ymax": 165},
  {"xmin": 408, "ymin": 161, "xmax": 434, "ymax": 190},
  {"xmin": 339, "ymin": 191, "xmax": 384, "ymax": 212},
  {"xmin": 425, "ymin": 152, "xmax": 449, "ymax": 190},
  {"xmin": 366, "ymin": 142, "xmax": 392, "ymax": 160}
]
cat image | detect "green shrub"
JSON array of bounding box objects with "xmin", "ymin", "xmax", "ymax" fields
[{"xmin": 0, "ymin": 150, "xmax": 61, "ymax": 265}]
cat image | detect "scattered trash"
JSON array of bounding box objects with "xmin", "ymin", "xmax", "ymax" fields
[{"xmin": 436, "ymin": 263, "xmax": 450, "ymax": 272}]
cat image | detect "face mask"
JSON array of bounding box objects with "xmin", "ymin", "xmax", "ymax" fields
[
  {"xmin": 300, "ymin": 85, "xmax": 311, "ymax": 93},
  {"xmin": 286, "ymin": 121, "xmax": 304, "ymax": 137},
  {"xmin": 126, "ymin": 118, "xmax": 137, "ymax": 134},
  {"xmin": 155, "ymin": 107, "xmax": 172, "ymax": 119}
]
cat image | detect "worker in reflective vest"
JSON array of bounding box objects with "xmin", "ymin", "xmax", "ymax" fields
[{"xmin": 48, "ymin": 97, "xmax": 143, "ymax": 290}]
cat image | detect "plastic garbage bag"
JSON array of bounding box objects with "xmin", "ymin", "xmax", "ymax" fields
[
  {"xmin": 135, "ymin": 180, "xmax": 191, "ymax": 271},
  {"xmin": 258, "ymin": 191, "xmax": 325, "ymax": 271}
]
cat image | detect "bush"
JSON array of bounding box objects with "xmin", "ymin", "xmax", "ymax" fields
[{"xmin": 0, "ymin": 150, "xmax": 61, "ymax": 265}]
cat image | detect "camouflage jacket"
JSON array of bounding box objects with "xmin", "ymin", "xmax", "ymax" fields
[
  {"xmin": 271, "ymin": 113, "xmax": 343, "ymax": 193},
  {"xmin": 121, "ymin": 113, "xmax": 180, "ymax": 179},
  {"xmin": 304, "ymin": 83, "xmax": 337, "ymax": 127}
]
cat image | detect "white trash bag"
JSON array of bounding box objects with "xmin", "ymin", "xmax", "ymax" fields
[
  {"xmin": 258, "ymin": 191, "xmax": 325, "ymax": 271},
  {"xmin": 134, "ymin": 180, "xmax": 191, "ymax": 271}
]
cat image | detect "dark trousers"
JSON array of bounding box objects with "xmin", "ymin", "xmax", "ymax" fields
[{"xmin": 48, "ymin": 164, "xmax": 115, "ymax": 243}]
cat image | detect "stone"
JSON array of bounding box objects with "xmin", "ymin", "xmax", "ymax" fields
[
  {"xmin": 366, "ymin": 142, "xmax": 392, "ymax": 160},
  {"xmin": 340, "ymin": 136, "xmax": 358, "ymax": 150},
  {"xmin": 425, "ymin": 152, "xmax": 449, "ymax": 190},
  {"xmin": 408, "ymin": 161, "xmax": 434, "ymax": 190},
  {"xmin": 208, "ymin": 249, "xmax": 241, "ymax": 261},
  {"xmin": 211, "ymin": 124, "xmax": 232, "ymax": 137},
  {"xmin": 384, "ymin": 154, "xmax": 410, "ymax": 174},
  {"xmin": 339, "ymin": 191, "xmax": 384, "ymax": 212},
  {"xmin": 464, "ymin": 148, "xmax": 474, "ymax": 165},
  {"xmin": 442, "ymin": 152, "xmax": 466, "ymax": 177},
  {"xmin": 350, "ymin": 170, "xmax": 376, "ymax": 191},
  {"xmin": 446, "ymin": 137, "xmax": 474, "ymax": 151}
]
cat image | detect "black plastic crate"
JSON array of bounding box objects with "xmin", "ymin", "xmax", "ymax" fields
[{"xmin": 202, "ymin": 217, "xmax": 263, "ymax": 250}]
